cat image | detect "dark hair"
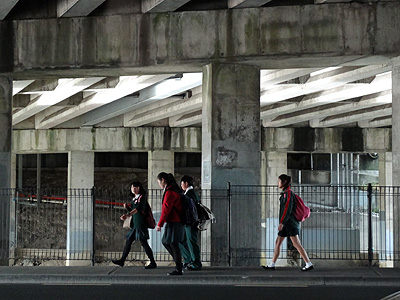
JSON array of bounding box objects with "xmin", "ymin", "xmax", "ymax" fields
[
  {"xmin": 278, "ymin": 174, "xmax": 291, "ymax": 189},
  {"xmin": 180, "ymin": 175, "xmax": 194, "ymax": 187},
  {"xmin": 130, "ymin": 181, "xmax": 146, "ymax": 198},
  {"xmin": 157, "ymin": 172, "xmax": 180, "ymax": 192}
]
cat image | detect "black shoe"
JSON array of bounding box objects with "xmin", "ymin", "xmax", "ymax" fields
[
  {"xmin": 144, "ymin": 262, "xmax": 157, "ymax": 269},
  {"xmin": 261, "ymin": 265, "xmax": 275, "ymax": 270},
  {"xmin": 182, "ymin": 263, "xmax": 190, "ymax": 270},
  {"xmin": 167, "ymin": 270, "xmax": 183, "ymax": 276},
  {"xmin": 301, "ymin": 265, "xmax": 314, "ymax": 272},
  {"xmin": 112, "ymin": 259, "xmax": 124, "ymax": 267}
]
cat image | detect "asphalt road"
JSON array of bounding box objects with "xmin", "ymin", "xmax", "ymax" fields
[{"xmin": 0, "ymin": 284, "xmax": 399, "ymax": 300}]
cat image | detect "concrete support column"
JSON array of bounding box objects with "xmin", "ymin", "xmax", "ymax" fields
[
  {"xmin": 0, "ymin": 77, "xmax": 12, "ymax": 265},
  {"xmin": 378, "ymin": 152, "xmax": 394, "ymax": 267},
  {"xmin": 392, "ymin": 57, "xmax": 400, "ymax": 266},
  {"xmin": 67, "ymin": 151, "xmax": 94, "ymax": 266},
  {"xmin": 147, "ymin": 150, "xmax": 174, "ymax": 256},
  {"xmin": 260, "ymin": 151, "xmax": 287, "ymax": 264},
  {"xmin": 201, "ymin": 63, "xmax": 260, "ymax": 266},
  {"xmin": 147, "ymin": 150, "xmax": 174, "ymax": 190}
]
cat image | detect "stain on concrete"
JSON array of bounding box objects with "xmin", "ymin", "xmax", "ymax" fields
[{"xmin": 216, "ymin": 147, "xmax": 237, "ymax": 168}]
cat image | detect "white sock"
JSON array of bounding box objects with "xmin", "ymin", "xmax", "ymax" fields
[
  {"xmin": 306, "ymin": 262, "xmax": 313, "ymax": 268},
  {"xmin": 268, "ymin": 262, "xmax": 275, "ymax": 268}
]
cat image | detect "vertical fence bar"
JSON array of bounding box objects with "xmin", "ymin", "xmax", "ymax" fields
[
  {"xmin": 227, "ymin": 182, "xmax": 231, "ymax": 267},
  {"xmin": 367, "ymin": 183, "xmax": 373, "ymax": 267},
  {"xmin": 91, "ymin": 187, "xmax": 95, "ymax": 266}
]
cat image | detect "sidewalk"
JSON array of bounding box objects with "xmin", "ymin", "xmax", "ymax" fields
[{"xmin": 0, "ymin": 266, "xmax": 399, "ymax": 287}]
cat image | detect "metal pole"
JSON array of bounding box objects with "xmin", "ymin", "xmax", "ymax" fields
[
  {"xmin": 367, "ymin": 183, "xmax": 373, "ymax": 267},
  {"xmin": 91, "ymin": 186, "xmax": 95, "ymax": 266},
  {"xmin": 227, "ymin": 181, "xmax": 231, "ymax": 267}
]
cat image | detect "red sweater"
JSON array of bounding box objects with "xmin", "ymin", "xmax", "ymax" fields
[{"xmin": 157, "ymin": 187, "xmax": 182, "ymax": 227}]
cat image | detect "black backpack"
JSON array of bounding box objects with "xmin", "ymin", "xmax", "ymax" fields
[{"xmin": 180, "ymin": 193, "xmax": 198, "ymax": 226}]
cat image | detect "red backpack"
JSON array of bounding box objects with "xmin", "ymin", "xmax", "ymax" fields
[{"xmin": 282, "ymin": 189, "xmax": 310, "ymax": 222}]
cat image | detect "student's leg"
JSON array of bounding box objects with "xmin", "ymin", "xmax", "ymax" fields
[
  {"xmin": 179, "ymin": 227, "xmax": 192, "ymax": 266},
  {"xmin": 271, "ymin": 236, "xmax": 286, "ymax": 263},
  {"xmin": 113, "ymin": 232, "xmax": 135, "ymax": 266},
  {"xmin": 162, "ymin": 242, "xmax": 174, "ymax": 258},
  {"xmin": 289, "ymin": 235, "xmax": 311, "ymax": 263},
  {"xmin": 189, "ymin": 226, "xmax": 202, "ymax": 268},
  {"xmin": 170, "ymin": 243, "xmax": 183, "ymax": 272},
  {"xmin": 140, "ymin": 240, "xmax": 156, "ymax": 266}
]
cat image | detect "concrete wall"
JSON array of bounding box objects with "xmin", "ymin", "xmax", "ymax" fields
[
  {"xmin": 12, "ymin": 127, "xmax": 390, "ymax": 154},
  {"xmin": 2, "ymin": 2, "xmax": 400, "ymax": 77}
]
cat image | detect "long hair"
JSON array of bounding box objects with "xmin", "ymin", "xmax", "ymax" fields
[
  {"xmin": 278, "ymin": 174, "xmax": 292, "ymax": 190},
  {"xmin": 130, "ymin": 180, "xmax": 146, "ymax": 198},
  {"xmin": 157, "ymin": 172, "xmax": 180, "ymax": 192}
]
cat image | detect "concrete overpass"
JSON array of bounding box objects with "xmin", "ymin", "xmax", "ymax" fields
[{"xmin": 1, "ymin": 0, "xmax": 400, "ymax": 266}]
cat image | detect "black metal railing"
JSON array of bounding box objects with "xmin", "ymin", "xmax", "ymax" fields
[{"xmin": 0, "ymin": 184, "xmax": 398, "ymax": 266}]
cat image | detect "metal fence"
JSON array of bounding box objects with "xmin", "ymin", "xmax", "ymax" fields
[{"xmin": 0, "ymin": 184, "xmax": 399, "ymax": 266}]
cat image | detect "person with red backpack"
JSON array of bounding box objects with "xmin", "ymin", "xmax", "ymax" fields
[{"xmin": 262, "ymin": 174, "xmax": 314, "ymax": 271}]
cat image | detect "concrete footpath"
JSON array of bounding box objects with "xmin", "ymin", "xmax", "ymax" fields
[{"xmin": 0, "ymin": 266, "xmax": 399, "ymax": 287}]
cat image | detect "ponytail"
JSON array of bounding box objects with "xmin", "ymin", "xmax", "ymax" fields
[{"xmin": 157, "ymin": 172, "xmax": 180, "ymax": 192}]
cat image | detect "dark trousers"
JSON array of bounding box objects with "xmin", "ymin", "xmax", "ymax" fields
[
  {"xmin": 179, "ymin": 225, "xmax": 202, "ymax": 268},
  {"xmin": 162, "ymin": 242, "xmax": 183, "ymax": 272},
  {"xmin": 121, "ymin": 234, "xmax": 155, "ymax": 264}
]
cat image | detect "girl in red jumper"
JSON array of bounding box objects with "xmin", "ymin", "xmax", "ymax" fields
[{"xmin": 156, "ymin": 172, "xmax": 185, "ymax": 275}]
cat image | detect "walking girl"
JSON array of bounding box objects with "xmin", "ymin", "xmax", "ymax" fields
[
  {"xmin": 262, "ymin": 174, "xmax": 314, "ymax": 271},
  {"xmin": 156, "ymin": 172, "xmax": 185, "ymax": 275},
  {"xmin": 113, "ymin": 181, "xmax": 157, "ymax": 269}
]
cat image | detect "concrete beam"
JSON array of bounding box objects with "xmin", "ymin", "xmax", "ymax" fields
[
  {"xmin": 123, "ymin": 73, "xmax": 202, "ymax": 126},
  {"xmin": 35, "ymin": 75, "xmax": 169, "ymax": 129},
  {"xmin": 124, "ymin": 84, "xmax": 202, "ymax": 127},
  {"xmin": 260, "ymin": 68, "xmax": 321, "ymax": 90},
  {"xmin": 141, "ymin": 0, "xmax": 190, "ymax": 13},
  {"xmin": 228, "ymin": 0, "xmax": 272, "ymax": 8},
  {"xmin": 0, "ymin": 0, "xmax": 19, "ymax": 20},
  {"xmin": 12, "ymin": 127, "xmax": 202, "ymax": 153},
  {"xmin": 169, "ymin": 112, "xmax": 202, "ymax": 127},
  {"xmin": 5, "ymin": 2, "xmax": 400, "ymax": 77},
  {"xmin": 311, "ymin": 104, "xmax": 392, "ymax": 128},
  {"xmin": 57, "ymin": 0, "xmax": 106, "ymax": 17},
  {"xmin": 12, "ymin": 78, "xmax": 104, "ymax": 126},
  {"xmin": 260, "ymin": 65, "xmax": 391, "ymax": 104},
  {"xmin": 261, "ymin": 73, "xmax": 391, "ymax": 122},
  {"xmin": 264, "ymin": 89, "xmax": 392, "ymax": 127},
  {"xmin": 11, "ymin": 127, "xmax": 392, "ymax": 153},
  {"xmin": 69, "ymin": 74, "xmax": 177, "ymax": 127},
  {"xmin": 358, "ymin": 117, "xmax": 391, "ymax": 128},
  {"xmin": 12, "ymin": 80, "xmax": 34, "ymax": 96}
]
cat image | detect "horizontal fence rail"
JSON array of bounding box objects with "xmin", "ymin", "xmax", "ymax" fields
[{"xmin": 0, "ymin": 185, "xmax": 399, "ymax": 266}]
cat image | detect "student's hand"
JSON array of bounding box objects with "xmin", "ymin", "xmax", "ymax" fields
[
  {"xmin": 120, "ymin": 214, "xmax": 128, "ymax": 221},
  {"xmin": 156, "ymin": 225, "xmax": 161, "ymax": 232},
  {"xmin": 278, "ymin": 223, "xmax": 283, "ymax": 231}
]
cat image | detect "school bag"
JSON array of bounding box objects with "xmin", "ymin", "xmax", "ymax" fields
[
  {"xmin": 293, "ymin": 192, "xmax": 310, "ymax": 222},
  {"xmin": 285, "ymin": 189, "xmax": 310, "ymax": 222},
  {"xmin": 196, "ymin": 202, "xmax": 216, "ymax": 231},
  {"xmin": 144, "ymin": 202, "xmax": 156, "ymax": 229},
  {"xmin": 180, "ymin": 193, "xmax": 198, "ymax": 226}
]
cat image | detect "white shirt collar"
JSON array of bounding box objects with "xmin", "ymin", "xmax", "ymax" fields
[{"xmin": 184, "ymin": 186, "xmax": 194, "ymax": 194}]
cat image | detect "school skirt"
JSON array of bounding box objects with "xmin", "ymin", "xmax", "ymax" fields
[
  {"xmin": 127, "ymin": 227, "xmax": 149, "ymax": 241},
  {"xmin": 162, "ymin": 222, "xmax": 185, "ymax": 245}
]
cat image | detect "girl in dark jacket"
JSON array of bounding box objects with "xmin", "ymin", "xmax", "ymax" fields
[
  {"xmin": 112, "ymin": 181, "xmax": 157, "ymax": 269},
  {"xmin": 156, "ymin": 172, "xmax": 185, "ymax": 275},
  {"xmin": 262, "ymin": 174, "xmax": 313, "ymax": 271}
]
